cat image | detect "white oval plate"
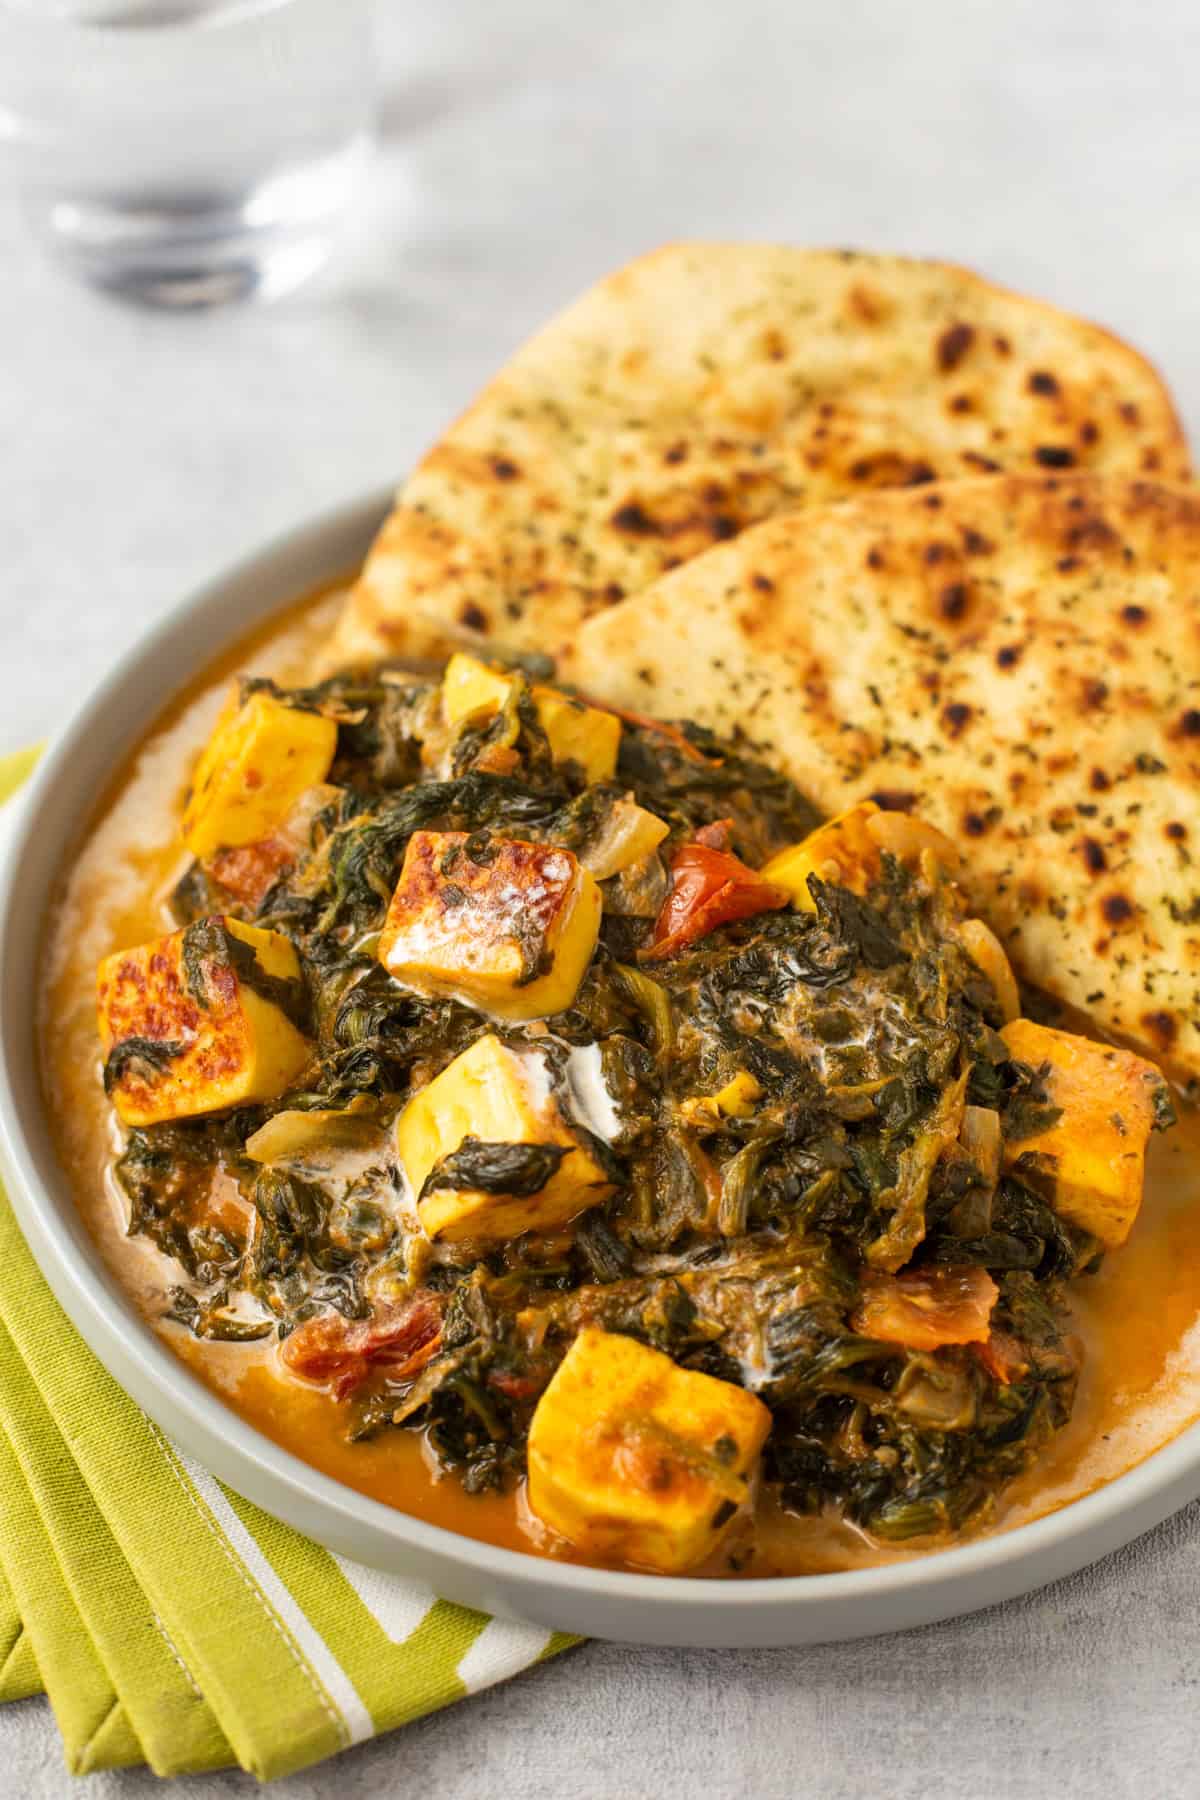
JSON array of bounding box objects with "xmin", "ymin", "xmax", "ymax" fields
[{"xmin": 3, "ymin": 488, "xmax": 1200, "ymax": 1647}]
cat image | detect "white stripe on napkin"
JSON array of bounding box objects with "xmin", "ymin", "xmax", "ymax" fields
[
  {"xmin": 331, "ymin": 1553, "xmax": 438, "ymax": 1645},
  {"xmin": 457, "ymin": 1614, "xmax": 554, "ymax": 1692},
  {"xmin": 174, "ymin": 1444, "xmax": 375, "ymax": 1746}
]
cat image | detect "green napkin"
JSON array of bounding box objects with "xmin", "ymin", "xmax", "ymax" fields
[
  {"xmin": 0, "ymin": 1565, "xmax": 41, "ymax": 1704},
  {"xmin": 0, "ymin": 749, "xmax": 574, "ymax": 1780}
]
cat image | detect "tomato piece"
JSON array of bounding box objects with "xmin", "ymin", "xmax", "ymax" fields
[
  {"xmin": 207, "ymin": 836, "xmax": 296, "ymax": 908},
  {"xmin": 691, "ymin": 817, "xmax": 735, "ymax": 852},
  {"xmin": 487, "ymin": 1367, "xmax": 545, "ymax": 1402},
  {"xmin": 281, "ymin": 1295, "xmax": 443, "ymax": 1401},
  {"xmin": 851, "ymin": 1266, "xmax": 998, "ymax": 1352},
  {"xmin": 643, "ymin": 843, "xmax": 787, "ymax": 961},
  {"xmin": 973, "ymin": 1329, "xmax": 1030, "ymax": 1385}
]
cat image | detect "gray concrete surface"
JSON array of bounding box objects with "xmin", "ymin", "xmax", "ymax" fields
[{"xmin": 3, "ymin": 0, "xmax": 1200, "ymax": 1792}]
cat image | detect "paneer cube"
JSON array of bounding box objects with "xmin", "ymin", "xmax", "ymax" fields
[
  {"xmin": 441, "ymin": 653, "xmax": 513, "ymax": 723},
  {"xmin": 396, "ymin": 1034, "xmax": 611, "ymax": 1241},
  {"xmin": 527, "ymin": 1327, "xmax": 771, "ymax": 1574},
  {"xmin": 97, "ymin": 916, "xmax": 311, "ymax": 1126},
  {"xmin": 760, "ymin": 802, "xmax": 883, "ymax": 910},
  {"xmin": 442, "ymin": 653, "xmax": 621, "ymax": 784},
  {"xmin": 182, "ymin": 685, "xmax": 338, "ymax": 858},
  {"xmin": 1001, "ymin": 1018, "xmax": 1170, "ymax": 1248},
  {"xmin": 760, "ymin": 800, "xmax": 960, "ymax": 910},
  {"xmin": 533, "ymin": 688, "xmax": 622, "ymax": 785},
  {"xmin": 378, "ymin": 831, "xmax": 601, "ymax": 1022}
]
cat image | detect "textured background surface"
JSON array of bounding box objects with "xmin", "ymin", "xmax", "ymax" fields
[{"xmin": 3, "ymin": 0, "xmax": 1200, "ymax": 1792}]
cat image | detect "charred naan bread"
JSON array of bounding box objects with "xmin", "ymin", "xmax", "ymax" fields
[
  {"xmin": 330, "ymin": 244, "xmax": 1187, "ymax": 668},
  {"xmin": 562, "ymin": 474, "xmax": 1200, "ymax": 1083}
]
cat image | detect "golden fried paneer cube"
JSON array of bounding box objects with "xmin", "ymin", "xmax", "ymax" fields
[
  {"xmin": 527, "ymin": 1327, "xmax": 771, "ymax": 1574},
  {"xmin": 761, "ymin": 800, "xmax": 960, "ymax": 911},
  {"xmin": 378, "ymin": 831, "xmax": 602, "ymax": 1022},
  {"xmin": 442, "ymin": 653, "xmax": 621, "ymax": 784},
  {"xmin": 97, "ymin": 916, "xmax": 311, "ymax": 1126},
  {"xmin": 1001, "ymin": 1018, "xmax": 1170, "ymax": 1248},
  {"xmin": 182, "ymin": 685, "xmax": 338, "ymax": 858},
  {"xmin": 397, "ymin": 1034, "xmax": 611, "ymax": 1241}
]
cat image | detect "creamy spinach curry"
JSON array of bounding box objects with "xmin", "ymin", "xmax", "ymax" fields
[{"xmin": 40, "ymin": 595, "xmax": 1200, "ymax": 1578}]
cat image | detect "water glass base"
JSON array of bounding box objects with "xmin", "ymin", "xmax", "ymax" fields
[{"xmin": 24, "ymin": 136, "xmax": 370, "ymax": 310}]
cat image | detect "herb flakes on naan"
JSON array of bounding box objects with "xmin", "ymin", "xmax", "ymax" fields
[
  {"xmin": 563, "ymin": 473, "xmax": 1200, "ymax": 1084},
  {"xmin": 330, "ymin": 244, "xmax": 1187, "ymax": 669}
]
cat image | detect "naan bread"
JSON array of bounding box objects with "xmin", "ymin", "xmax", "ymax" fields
[
  {"xmin": 561, "ymin": 474, "xmax": 1200, "ymax": 1083},
  {"xmin": 330, "ymin": 245, "xmax": 1188, "ymax": 668}
]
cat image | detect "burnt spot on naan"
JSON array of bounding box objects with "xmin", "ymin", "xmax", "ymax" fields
[
  {"xmin": 1101, "ymin": 893, "xmax": 1137, "ymax": 929},
  {"xmin": 962, "ymin": 451, "xmax": 1003, "ymax": 473},
  {"xmin": 1064, "ymin": 512, "xmax": 1121, "ymax": 555},
  {"xmin": 847, "ymin": 452, "xmax": 938, "ymax": 488},
  {"xmin": 844, "ymin": 284, "xmax": 893, "ymax": 327},
  {"xmin": 610, "ymin": 502, "xmax": 660, "ymax": 537},
  {"xmin": 1141, "ymin": 1009, "xmax": 1179, "ymax": 1053},
  {"xmin": 936, "ymin": 322, "xmax": 976, "ymax": 372}
]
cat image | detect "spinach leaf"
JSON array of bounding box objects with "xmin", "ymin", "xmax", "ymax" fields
[
  {"xmin": 103, "ymin": 1036, "xmax": 184, "ymax": 1096},
  {"xmin": 1001, "ymin": 1059, "xmax": 1064, "ymax": 1143},
  {"xmin": 808, "ymin": 876, "xmax": 906, "ymax": 970},
  {"xmin": 418, "ymin": 1137, "xmax": 571, "ymax": 1202},
  {"xmin": 181, "ymin": 916, "xmax": 311, "ymax": 1035}
]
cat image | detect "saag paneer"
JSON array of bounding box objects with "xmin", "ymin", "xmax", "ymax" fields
[{"xmin": 93, "ymin": 655, "xmax": 1174, "ymax": 1574}]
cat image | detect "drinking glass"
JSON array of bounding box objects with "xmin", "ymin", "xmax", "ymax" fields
[{"xmin": 0, "ymin": 0, "xmax": 377, "ymax": 308}]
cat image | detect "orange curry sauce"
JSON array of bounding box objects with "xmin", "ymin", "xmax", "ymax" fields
[{"xmin": 36, "ymin": 584, "xmax": 1200, "ymax": 1577}]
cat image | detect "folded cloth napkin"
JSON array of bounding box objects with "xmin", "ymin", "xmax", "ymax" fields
[{"xmin": 0, "ymin": 750, "xmax": 574, "ymax": 1780}]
